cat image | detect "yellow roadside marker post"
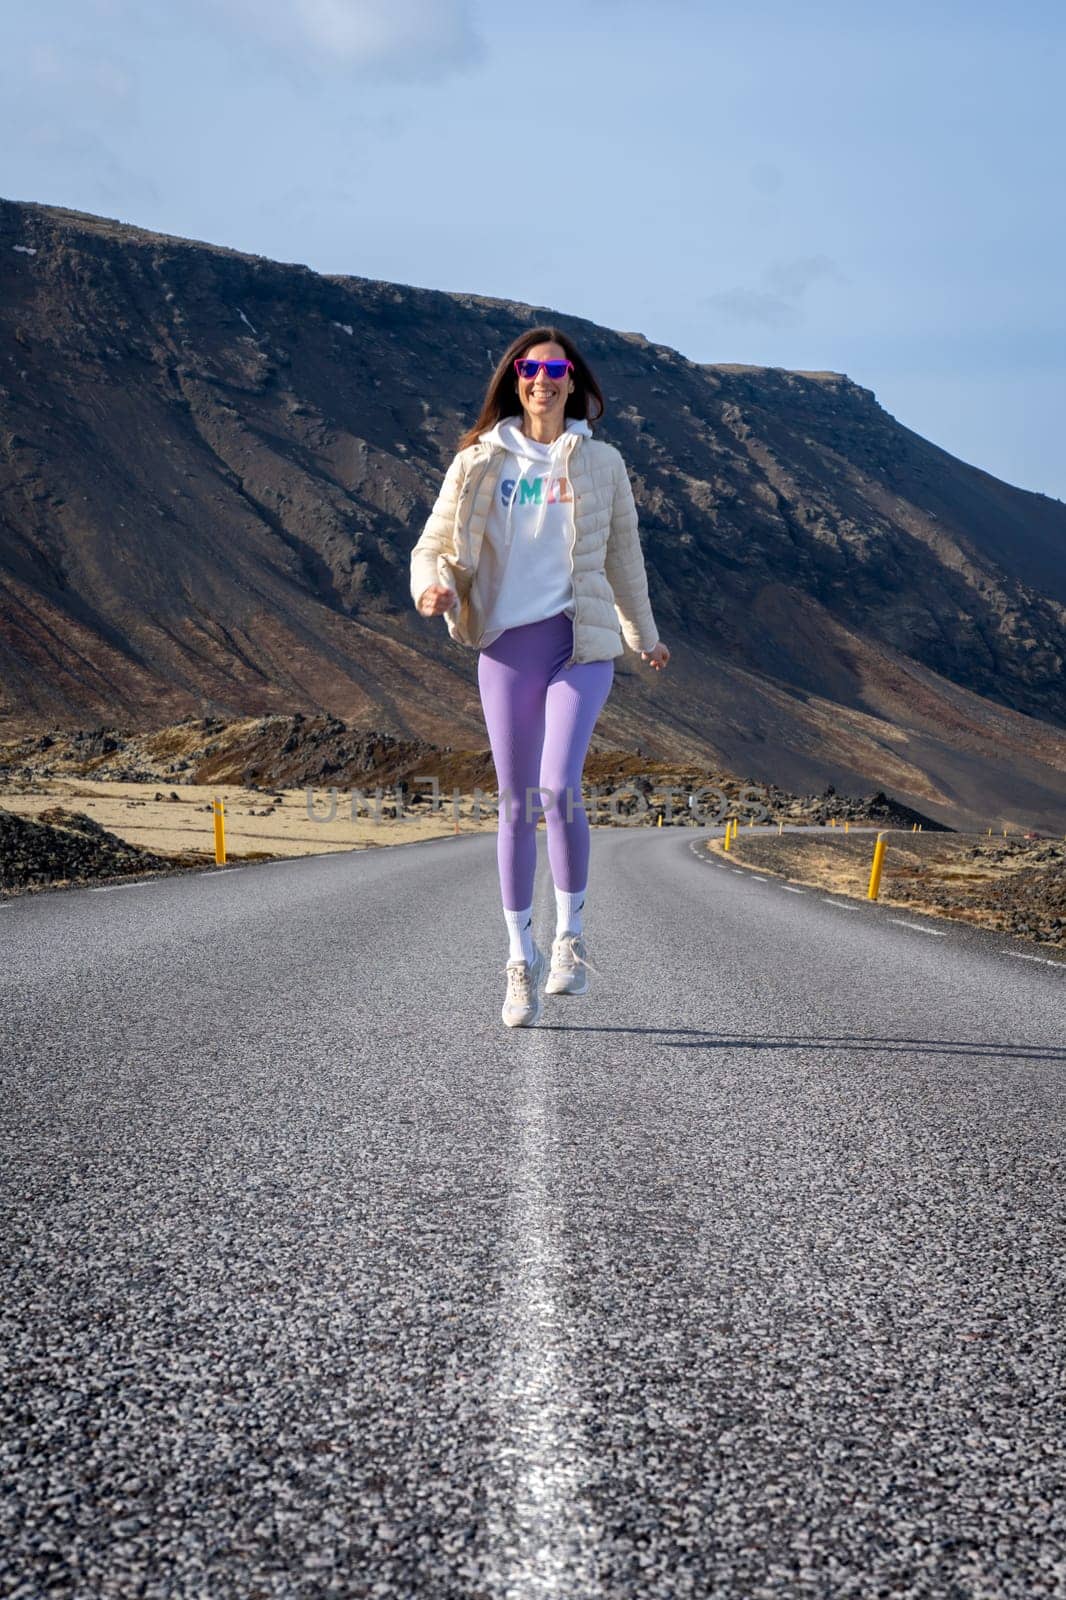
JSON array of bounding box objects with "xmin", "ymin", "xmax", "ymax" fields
[
  {"xmin": 723, "ymin": 818, "xmax": 732, "ymax": 853},
  {"xmin": 868, "ymin": 831, "xmax": 887, "ymax": 900},
  {"xmin": 213, "ymin": 797, "xmax": 227, "ymax": 865}
]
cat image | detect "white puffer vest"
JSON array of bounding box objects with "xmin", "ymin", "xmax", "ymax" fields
[{"xmin": 409, "ymin": 428, "xmax": 660, "ymax": 667}]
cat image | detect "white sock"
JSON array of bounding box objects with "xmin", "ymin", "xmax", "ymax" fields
[
  {"xmin": 554, "ymin": 886, "xmax": 586, "ymax": 938},
  {"xmin": 504, "ymin": 905, "xmax": 535, "ymax": 964}
]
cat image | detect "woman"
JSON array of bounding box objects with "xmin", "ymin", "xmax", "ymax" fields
[{"xmin": 409, "ymin": 326, "xmax": 670, "ymax": 1028}]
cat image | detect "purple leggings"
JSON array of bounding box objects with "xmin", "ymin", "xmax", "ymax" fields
[{"xmin": 477, "ymin": 609, "xmax": 614, "ymax": 909}]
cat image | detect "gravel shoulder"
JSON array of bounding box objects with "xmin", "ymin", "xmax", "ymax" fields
[{"xmin": 709, "ymin": 829, "xmax": 1066, "ymax": 950}]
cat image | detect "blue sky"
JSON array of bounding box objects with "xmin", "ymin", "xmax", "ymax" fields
[{"xmin": 4, "ymin": 0, "xmax": 1065, "ymax": 503}]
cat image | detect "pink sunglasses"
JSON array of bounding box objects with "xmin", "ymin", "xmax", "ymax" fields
[{"xmin": 514, "ymin": 358, "xmax": 574, "ymax": 381}]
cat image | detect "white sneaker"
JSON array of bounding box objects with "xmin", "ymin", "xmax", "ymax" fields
[
  {"xmin": 544, "ymin": 931, "xmax": 598, "ymax": 996},
  {"xmin": 502, "ymin": 942, "xmax": 545, "ymax": 1028}
]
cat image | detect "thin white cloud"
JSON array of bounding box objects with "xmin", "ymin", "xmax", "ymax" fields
[{"xmin": 207, "ymin": 0, "xmax": 484, "ymax": 77}]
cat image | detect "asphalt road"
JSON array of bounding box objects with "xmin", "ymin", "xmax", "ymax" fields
[{"xmin": 1, "ymin": 825, "xmax": 1064, "ymax": 1599}]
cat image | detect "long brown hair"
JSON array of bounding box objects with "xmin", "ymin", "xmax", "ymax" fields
[{"xmin": 457, "ymin": 325, "xmax": 606, "ymax": 450}]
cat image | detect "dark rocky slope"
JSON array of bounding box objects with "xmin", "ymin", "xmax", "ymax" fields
[{"xmin": 1, "ymin": 198, "xmax": 1064, "ymax": 831}]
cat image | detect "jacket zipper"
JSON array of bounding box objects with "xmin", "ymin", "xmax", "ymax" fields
[
  {"xmin": 455, "ymin": 448, "xmax": 499, "ymax": 645},
  {"xmin": 456, "ymin": 449, "xmax": 496, "ymax": 570},
  {"xmin": 563, "ymin": 436, "xmax": 580, "ymax": 667}
]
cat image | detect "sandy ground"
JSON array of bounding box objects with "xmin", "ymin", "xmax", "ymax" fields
[
  {"xmin": 1, "ymin": 787, "xmax": 997, "ymax": 867},
  {"xmin": 0, "ymin": 778, "xmax": 502, "ymax": 860},
  {"xmin": 706, "ymin": 828, "xmax": 1065, "ymax": 946}
]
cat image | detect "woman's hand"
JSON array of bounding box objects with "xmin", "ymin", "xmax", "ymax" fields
[
  {"xmin": 641, "ymin": 641, "xmax": 670, "ymax": 671},
  {"xmin": 417, "ymin": 583, "xmax": 457, "ymax": 617}
]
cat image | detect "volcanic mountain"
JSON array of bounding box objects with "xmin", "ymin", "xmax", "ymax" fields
[{"xmin": 1, "ymin": 197, "xmax": 1064, "ymax": 830}]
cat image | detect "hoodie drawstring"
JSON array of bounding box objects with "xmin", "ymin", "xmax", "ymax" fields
[
  {"xmin": 487, "ymin": 418, "xmax": 588, "ymax": 547},
  {"xmin": 532, "ymin": 433, "xmax": 571, "ymax": 541}
]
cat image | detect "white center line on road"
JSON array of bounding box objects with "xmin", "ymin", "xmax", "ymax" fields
[
  {"xmin": 888, "ymin": 919, "xmax": 948, "ymax": 936},
  {"xmin": 821, "ymin": 898, "xmax": 862, "ymax": 911},
  {"xmin": 484, "ymin": 1047, "xmax": 602, "ymax": 1597},
  {"xmin": 1008, "ymin": 951, "xmax": 1066, "ymax": 969},
  {"xmin": 782, "ymin": 885, "xmax": 806, "ymax": 894}
]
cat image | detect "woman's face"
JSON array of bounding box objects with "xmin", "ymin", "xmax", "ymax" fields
[{"xmin": 516, "ymin": 340, "xmax": 574, "ymax": 435}]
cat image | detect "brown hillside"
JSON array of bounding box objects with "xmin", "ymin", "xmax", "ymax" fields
[{"xmin": 1, "ymin": 198, "xmax": 1064, "ymax": 832}]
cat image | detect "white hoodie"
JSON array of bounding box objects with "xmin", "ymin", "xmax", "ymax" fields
[{"xmin": 474, "ymin": 415, "xmax": 593, "ymax": 648}]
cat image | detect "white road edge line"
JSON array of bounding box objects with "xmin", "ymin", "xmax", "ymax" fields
[
  {"xmin": 693, "ymin": 845, "xmax": 1061, "ymax": 959},
  {"xmin": 90, "ymin": 882, "xmax": 152, "ymax": 892}
]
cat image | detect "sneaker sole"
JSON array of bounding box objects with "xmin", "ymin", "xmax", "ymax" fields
[
  {"xmin": 502, "ymin": 998, "xmax": 542, "ymax": 1027},
  {"xmin": 545, "ymin": 973, "xmax": 588, "ymax": 995}
]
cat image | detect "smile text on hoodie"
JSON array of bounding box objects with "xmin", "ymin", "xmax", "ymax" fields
[{"xmin": 476, "ymin": 416, "xmax": 592, "ymax": 643}]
